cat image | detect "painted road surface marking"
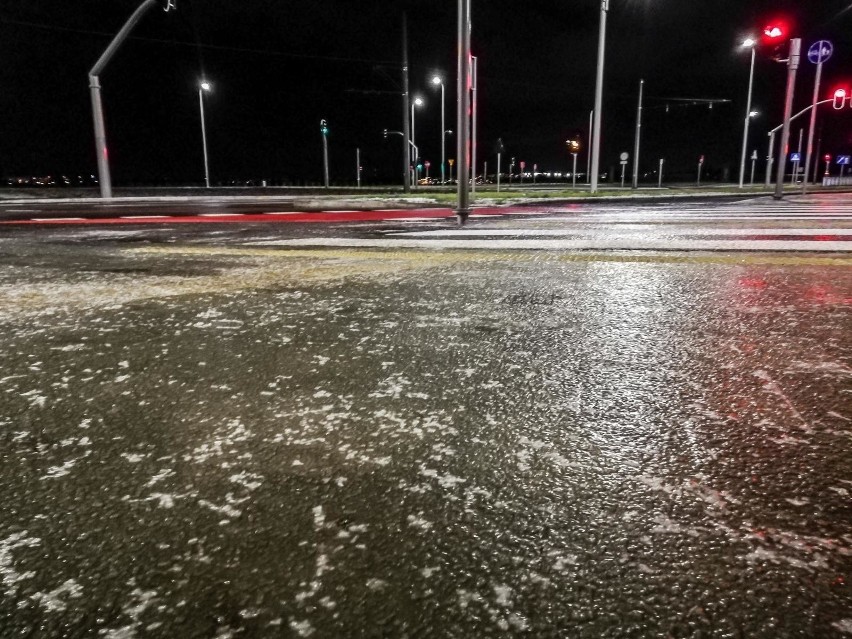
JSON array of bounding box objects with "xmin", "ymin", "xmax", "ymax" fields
[{"xmin": 247, "ymin": 238, "xmax": 852, "ymax": 252}]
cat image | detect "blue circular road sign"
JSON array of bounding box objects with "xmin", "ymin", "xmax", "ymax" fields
[{"xmin": 807, "ymin": 40, "xmax": 833, "ymax": 64}]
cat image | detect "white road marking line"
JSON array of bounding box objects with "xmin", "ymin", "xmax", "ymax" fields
[
  {"xmin": 248, "ymin": 238, "xmax": 852, "ymax": 252},
  {"xmin": 29, "ymin": 217, "xmax": 86, "ymax": 221},
  {"xmin": 199, "ymin": 213, "xmax": 243, "ymax": 217},
  {"xmin": 392, "ymin": 228, "xmax": 852, "ymax": 238},
  {"xmin": 119, "ymin": 215, "xmax": 172, "ymax": 219}
]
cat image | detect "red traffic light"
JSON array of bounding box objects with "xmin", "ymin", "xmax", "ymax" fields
[
  {"xmin": 833, "ymin": 88, "xmax": 848, "ymax": 110},
  {"xmin": 763, "ymin": 25, "xmax": 784, "ymax": 39},
  {"xmin": 824, "ymin": 155, "xmax": 832, "ymax": 162}
]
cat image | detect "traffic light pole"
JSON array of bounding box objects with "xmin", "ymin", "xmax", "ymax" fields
[
  {"xmin": 765, "ymin": 98, "xmax": 831, "ymax": 191},
  {"xmin": 89, "ymin": 0, "xmax": 159, "ymax": 199},
  {"xmin": 773, "ymin": 38, "xmax": 801, "ymax": 200}
]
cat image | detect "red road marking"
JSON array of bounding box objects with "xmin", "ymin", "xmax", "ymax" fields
[{"xmin": 0, "ymin": 208, "xmax": 520, "ymax": 225}]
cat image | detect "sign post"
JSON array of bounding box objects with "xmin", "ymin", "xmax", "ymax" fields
[
  {"xmin": 803, "ymin": 40, "xmax": 832, "ymax": 193},
  {"xmin": 320, "ymin": 119, "xmax": 330, "ymax": 188},
  {"xmin": 697, "ymin": 155, "xmax": 704, "ymax": 186},
  {"xmin": 619, "ymin": 151, "xmax": 629, "ymax": 188},
  {"xmin": 750, "ymin": 150, "xmax": 758, "ymax": 185}
]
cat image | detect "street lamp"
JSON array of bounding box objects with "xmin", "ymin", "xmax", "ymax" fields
[
  {"xmin": 198, "ymin": 80, "xmax": 212, "ymax": 188},
  {"xmin": 411, "ymin": 96, "xmax": 424, "ymax": 186},
  {"xmin": 432, "ymin": 76, "xmax": 446, "ymax": 183},
  {"xmin": 738, "ymin": 37, "xmax": 756, "ymax": 188}
]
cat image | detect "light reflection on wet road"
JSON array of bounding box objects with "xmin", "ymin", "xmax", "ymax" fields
[{"xmin": 0, "ymin": 241, "xmax": 850, "ymax": 637}]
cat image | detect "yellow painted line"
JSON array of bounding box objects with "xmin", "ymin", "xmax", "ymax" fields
[{"xmin": 130, "ymin": 245, "xmax": 852, "ymax": 267}]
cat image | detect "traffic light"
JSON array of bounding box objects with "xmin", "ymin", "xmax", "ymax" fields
[
  {"xmin": 833, "ymin": 88, "xmax": 848, "ymax": 110},
  {"xmin": 761, "ymin": 20, "xmax": 789, "ymax": 61},
  {"xmin": 320, "ymin": 119, "xmax": 329, "ymax": 136}
]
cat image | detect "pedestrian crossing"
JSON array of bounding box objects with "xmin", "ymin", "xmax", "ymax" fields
[{"xmin": 250, "ymin": 197, "xmax": 852, "ymax": 253}]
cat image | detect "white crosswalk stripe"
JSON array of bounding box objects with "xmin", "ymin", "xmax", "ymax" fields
[{"xmin": 249, "ymin": 195, "xmax": 852, "ymax": 253}]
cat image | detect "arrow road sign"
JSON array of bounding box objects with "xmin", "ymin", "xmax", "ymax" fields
[
  {"xmin": 790, "ymin": 152, "xmax": 801, "ymax": 162},
  {"xmin": 807, "ymin": 40, "xmax": 833, "ymax": 65},
  {"xmin": 837, "ymin": 155, "xmax": 851, "ymax": 166}
]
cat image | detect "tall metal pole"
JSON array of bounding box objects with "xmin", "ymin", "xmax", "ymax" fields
[
  {"xmin": 471, "ymin": 55, "xmax": 478, "ymax": 195},
  {"xmin": 773, "ymin": 38, "xmax": 801, "ymax": 200},
  {"xmin": 631, "ymin": 78, "xmax": 643, "ymax": 189},
  {"xmin": 590, "ymin": 0, "xmax": 608, "ymax": 194},
  {"xmin": 765, "ymin": 130, "xmax": 775, "ymax": 189},
  {"xmin": 455, "ymin": 0, "xmax": 472, "ymax": 223},
  {"xmin": 802, "ymin": 58, "xmax": 823, "ymax": 194},
  {"xmin": 198, "ymin": 87, "xmax": 210, "ymax": 188},
  {"xmin": 738, "ymin": 44, "xmax": 756, "ymax": 188},
  {"xmin": 88, "ymin": 0, "xmax": 158, "ymax": 199},
  {"xmin": 572, "ymin": 153, "xmax": 578, "ymax": 189},
  {"xmin": 402, "ymin": 13, "xmax": 411, "ymax": 193},
  {"xmin": 356, "ymin": 147, "xmax": 361, "ymax": 188},
  {"xmin": 791, "ymin": 128, "xmax": 802, "ymax": 185},
  {"xmin": 587, "ymin": 109, "xmax": 593, "ymax": 184},
  {"xmin": 440, "ymin": 82, "xmax": 446, "ymax": 184},
  {"xmin": 322, "ymin": 131, "xmax": 329, "ymax": 188}
]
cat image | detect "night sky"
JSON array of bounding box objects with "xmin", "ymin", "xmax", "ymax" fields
[{"xmin": 2, "ymin": 0, "xmax": 851, "ymax": 185}]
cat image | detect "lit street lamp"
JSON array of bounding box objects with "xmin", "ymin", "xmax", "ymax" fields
[
  {"xmin": 198, "ymin": 80, "xmax": 212, "ymax": 188},
  {"xmin": 738, "ymin": 37, "xmax": 756, "ymax": 188},
  {"xmin": 411, "ymin": 96, "xmax": 424, "ymax": 186},
  {"xmin": 432, "ymin": 76, "xmax": 445, "ymax": 183}
]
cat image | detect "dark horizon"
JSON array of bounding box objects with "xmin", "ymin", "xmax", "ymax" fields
[{"xmin": 2, "ymin": 0, "xmax": 851, "ymax": 186}]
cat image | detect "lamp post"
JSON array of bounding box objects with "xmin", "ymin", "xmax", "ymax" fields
[
  {"xmin": 738, "ymin": 38, "xmax": 756, "ymax": 188},
  {"xmin": 590, "ymin": 0, "xmax": 608, "ymax": 194},
  {"xmin": 411, "ymin": 96, "xmax": 424, "ymax": 186},
  {"xmin": 432, "ymin": 76, "xmax": 445, "ymax": 183},
  {"xmin": 455, "ymin": 0, "xmax": 472, "ymax": 223},
  {"xmin": 198, "ymin": 80, "xmax": 212, "ymax": 188}
]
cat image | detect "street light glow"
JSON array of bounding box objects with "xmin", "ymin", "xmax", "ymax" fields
[
  {"xmin": 200, "ymin": 81, "xmax": 212, "ymax": 92},
  {"xmin": 432, "ymin": 76, "xmax": 442, "ymax": 86},
  {"xmin": 749, "ymin": 110, "xmax": 759, "ymax": 117},
  {"xmin": 742, "ymin": 37, "xmax": 756, "ymax": 48},
  {"xmin": 414, "ymin": 96, "xmax": 424, "ymax": 107}
]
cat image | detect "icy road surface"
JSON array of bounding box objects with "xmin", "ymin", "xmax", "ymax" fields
[{"xmin": 0, "ymin": 240, "xmax": 850, "ymax": 637}]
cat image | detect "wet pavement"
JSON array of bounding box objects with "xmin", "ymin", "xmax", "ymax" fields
[{"xmin": 1, "ymin": 212, "xmax": 851, "ymax": 637}]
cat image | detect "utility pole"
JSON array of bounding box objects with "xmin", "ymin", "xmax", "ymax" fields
[
  {"xmin": 590, "ymin": 0, "xmax": 608, "ymax": 194},
  {"xmin": 631, "ymin": 79, "xmax": 643, "ymax": 189},
  {"xmin": 401, "ymin": 13, "xmax": 411, "ymax": 193}
]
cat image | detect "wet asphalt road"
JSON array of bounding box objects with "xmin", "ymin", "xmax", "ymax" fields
[{"xmin": 0, "ymin": 205, "xmax": 851, "ymax": 638}]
